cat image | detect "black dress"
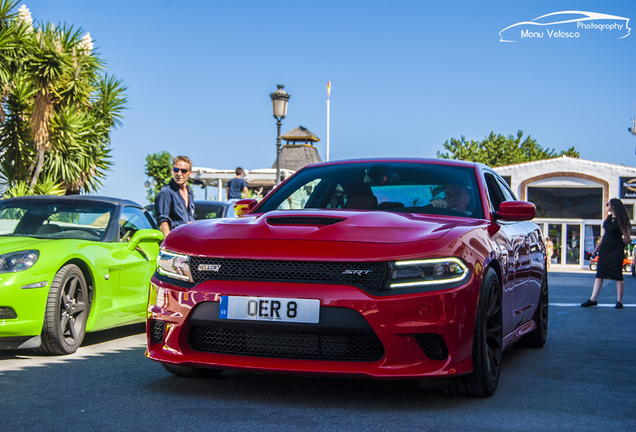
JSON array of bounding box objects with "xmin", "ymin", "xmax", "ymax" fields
[{"xmin": 596, "ymin": 217, "xmax": 625, "ymax": 281}]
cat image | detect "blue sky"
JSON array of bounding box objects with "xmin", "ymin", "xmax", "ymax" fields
[{"xmin": 17, "ymin": 0, "xmax": 636, "ymax": 204}]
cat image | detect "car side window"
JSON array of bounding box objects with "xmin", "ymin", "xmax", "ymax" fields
[
  {"xmin": 119, "ymin": 207, "xmax": 154, "ymax": 242},
  {"xmin": 485, "ymin": 173, "xmax": 507, "ymax": 212},
  {"xmin": 496, "ymin": 177, "xmax": 516, "ymax": 201}
]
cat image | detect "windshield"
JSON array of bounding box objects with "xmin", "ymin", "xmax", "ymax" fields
[
  {"xmin": 258, "ymin": 162, "xmax": 483, "ymax": 218},
  {"xmin": 0, "ymin": 202, "xmax": 115, "ymax": 241}
]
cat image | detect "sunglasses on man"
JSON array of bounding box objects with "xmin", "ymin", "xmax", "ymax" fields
[{"xmin": 173, "ymin": 167, "xmax": 190, "ymax": 174}]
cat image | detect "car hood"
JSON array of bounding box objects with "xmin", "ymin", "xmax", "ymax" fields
[
  {"xmin": 0, "ymin": 236, "xmax": 56, "ymax": 253},
  {"xmin": 174, "ymin": 210, "xmax": 480, "ymax": 244}
]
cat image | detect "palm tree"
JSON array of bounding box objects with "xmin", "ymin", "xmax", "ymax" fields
[{"xmin": 0, "ymin": 0, "xmax": 127, "ymax": 196}]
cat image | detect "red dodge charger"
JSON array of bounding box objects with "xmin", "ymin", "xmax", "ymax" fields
[{"xmin": 146, "ymin": 158, "xmax": 548, "ymax": 397}]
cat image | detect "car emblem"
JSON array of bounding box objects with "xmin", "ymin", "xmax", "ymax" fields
[
  {"xmin": 198, "ymin": 264, "xmax": 221, "ymax": 272},
  {"xmin": 342, "ymin": 269, "xmax": 373, "ymax": 275}
]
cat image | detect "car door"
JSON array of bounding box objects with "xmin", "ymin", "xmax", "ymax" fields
[
  {"xmin": 484, "ymin": 172, "xmax": 531, "ymax": 335},
  {"xmin": 113, "ymin": 206, "xmax": 162, "ymax": 323}
]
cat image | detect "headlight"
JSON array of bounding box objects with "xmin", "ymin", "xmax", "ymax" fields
[
  {"xmin": 157, "ymin": 249, "xmax": 193, "ymax": 282},
  {"xmin": 0, "ymin": 250, "xmax": 39, "ymax": 273},
  {"xmin": 384, "ymin": 257, "xmax": 470, "ymax": 290}
]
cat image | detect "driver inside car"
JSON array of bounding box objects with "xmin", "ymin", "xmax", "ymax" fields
[{"xmin": 431, "ymin": 183, "xmax": 472, "ymax": 215}]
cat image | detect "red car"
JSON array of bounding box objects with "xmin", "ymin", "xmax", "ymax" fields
[{"xmin": 146, "ymin": 159, "xmax": 548, "ymax": 397}]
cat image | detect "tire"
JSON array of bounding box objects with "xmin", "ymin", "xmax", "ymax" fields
[
  {"xmin": 38, "ymin": 264, "xmax": 89, "ymax": 355},
  {"xmin": 162, "ymin": 363, "xmax": 222, "ymax": 378},
  {"xmin": 623, "ymin": 264, "xmax": 632, "ymax": 273},
  {"xmin": 589, "ymin": 262, "xmax": 597, "ymax": 271},
  {"xmin": 519, "ymin": 274, "xmax": 548, "ymax": 348},
  {"xmin": 446, "ymin": 268, "xmax": 502, "ymax": 397}
]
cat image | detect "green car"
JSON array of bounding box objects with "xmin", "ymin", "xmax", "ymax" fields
[{"xmin": 0, "ymin": 196, "xmax": 163, "ymax": 355}]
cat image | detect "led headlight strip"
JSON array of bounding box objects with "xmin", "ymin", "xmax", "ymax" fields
[{"xmin": 387, "ymin": 257, "xmax": 470, "ymax": 289}]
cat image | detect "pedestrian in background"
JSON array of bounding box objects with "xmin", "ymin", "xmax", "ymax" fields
[
  {"xmin": 155, "ymin": 156, "xmax": 195, "ymax": 237},
  {"xmin": 545, "ymin": 236, "xmax": 554, "ymax": 270},
  {"xmin": 581, "ymin": 198, "xmax": 631, "ymax": 309},
  {"xmin": 226, "ymin": 167, "xmax": 248, "ymax": 200}
]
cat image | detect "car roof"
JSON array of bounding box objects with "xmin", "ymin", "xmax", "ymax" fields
[
  {"xmin": 0, "ymin": 195, "xmax": 143, "ymax": 208},
  {"xmin": 298, "ymin": 158, "xmax": 486, "ymax": 171}
]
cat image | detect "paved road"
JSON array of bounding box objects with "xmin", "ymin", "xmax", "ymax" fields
[{"xmin": 1, "ymin": 271, "xmax": 635, "ymax": 432}]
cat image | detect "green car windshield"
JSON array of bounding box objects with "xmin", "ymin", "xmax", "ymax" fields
[{"xmin": 0, "ymin": 203, "xmax": 115, "ymax": 241}]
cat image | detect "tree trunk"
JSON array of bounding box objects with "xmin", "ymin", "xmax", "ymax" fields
[{"xmin": 29, "ymin": 148, "xmax": 46, "ymax": 192}]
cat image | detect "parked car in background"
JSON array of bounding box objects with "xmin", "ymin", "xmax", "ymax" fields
[
  {"xmin": 146, "ymin": 158, "xmax": 548, "ymax": 397},
  {"xmin": 0, "ymin": 196, "xmax": 163, "ymax": 355},
  {"xmin": 589, "ymin": 254, "xmax": 633, "ymax": 273},
  {"xmin": 145, "ymin": 200, "xmax": 237, "ymax": 222}
]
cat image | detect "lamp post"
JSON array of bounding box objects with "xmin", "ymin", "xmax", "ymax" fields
[{"xmin": 270, "ymin": 84, "xmax": 290, "ymax": 186}]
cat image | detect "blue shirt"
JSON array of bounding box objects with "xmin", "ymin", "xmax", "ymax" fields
[
  {"xmin": 227, "ymin": 177, "xmax": 247, "ymax": 199},
  {"xmin": 155, "ymin": 179, "xmax": 195, "ymax": 230}
]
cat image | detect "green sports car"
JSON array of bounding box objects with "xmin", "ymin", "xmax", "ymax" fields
[{"xmin": 0, "ymin": 196, "xmax": 163, "ymax": 355}]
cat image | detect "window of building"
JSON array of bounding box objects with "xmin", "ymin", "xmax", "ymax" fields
[{"xmin": 527, "ymin": 187, "xmax": 603, "ymax": 219}]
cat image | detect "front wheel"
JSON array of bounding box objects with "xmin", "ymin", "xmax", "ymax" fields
[
  {"xmin": 38, "ymin": 264, "xmax": 89, "ymax": 355},
  {"xmin": 446, "ymin": 268, "xmax": 502, "ymax": 397},
  {"xmin": 589, "ymin": 261, "xmax": 597, "ymax": 271},
  {"xmin": 623, "ymin": 263, "xmax": 632, "ymax": 273}
]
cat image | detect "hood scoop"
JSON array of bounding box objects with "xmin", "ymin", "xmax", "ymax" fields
[{"xmin": 266, "ymin": 216, "xmax": 346, "ymax": 226}]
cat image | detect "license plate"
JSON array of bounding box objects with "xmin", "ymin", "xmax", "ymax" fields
[{"xmin": 219, "ymin": 296, "xmax": 320, "ymax": 323}]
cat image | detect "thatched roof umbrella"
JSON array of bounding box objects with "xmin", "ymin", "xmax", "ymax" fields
[{"xmin": 273, "ymin": 126, "xmax": 322, "ymax": 172}]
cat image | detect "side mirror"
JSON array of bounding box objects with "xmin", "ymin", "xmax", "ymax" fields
[
  {"xmin": 127, "ymin": 229, "xmax": 164, "ymax": 251},
  {"xmin": 234, "ymin": 199, "xmax": 258, "ymax": 217},
  {"xmin": 494, "ymin": 201, "xmax": 536, "ymax": 221}
]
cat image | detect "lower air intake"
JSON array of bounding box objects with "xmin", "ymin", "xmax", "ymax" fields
[{"xmin": 414, "ymin": 333, "xmax": 449, "ymax": 361}]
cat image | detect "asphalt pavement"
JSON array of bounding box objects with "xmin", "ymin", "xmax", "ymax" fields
[{"xmin": 0, "ymin": 270, "xmax": 635, "ymax": 432}]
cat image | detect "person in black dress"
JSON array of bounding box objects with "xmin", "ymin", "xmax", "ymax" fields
[{"xmin": 582, "ymin": 198, "xmax": 631, "ymax": 309}]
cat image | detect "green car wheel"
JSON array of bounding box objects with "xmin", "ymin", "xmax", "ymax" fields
[{"xmin": 38, "ymin": 264, "xmax": 89, "ymax": 355}]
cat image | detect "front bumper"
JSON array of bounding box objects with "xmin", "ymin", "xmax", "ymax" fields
[
  {"xmin": 0, "ymin": 272, "xmax": 49, "ymax": 340},
  {"xmin": 145, "ymin": 276, "xmax": 480, "ymax": 379}
]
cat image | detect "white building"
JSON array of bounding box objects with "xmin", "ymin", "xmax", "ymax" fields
[{"xmin": 494, "ymin": 156, "xmax": 636, "ymax": 269}]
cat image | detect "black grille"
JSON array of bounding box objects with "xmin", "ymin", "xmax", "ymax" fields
[
  {"xmin": 190, "ymin": 258, "xmax": 387, "ymax": 291},
  {"xmin": 151, "ymin": 320, "xmax": 165, "ymax": 344},
  {"xmin": 188, "ymin": 325, "xmax": 385, "ymax": 361},
  {"xmin": 267, "ymin": 217, "xmax": 346, "ymax": 226},
  {"xmin": 414, "ymin": 333, "xmax": 448, "ymax": 361}
]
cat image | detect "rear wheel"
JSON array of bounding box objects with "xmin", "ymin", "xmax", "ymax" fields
[
  {"xmin": 446, "ymin": 268, "xmax": 502, "ymax": 397},
  {"xmin": 162, "ymin": 363, "xmax": 223, "ymax": 378},
  {"xmin": 38, "ymin": 264, "xmax": 89, "ymax": 355},
  {"xmin": 623, "ymin": 263, "xmax": 632, "ymax": 273},
  {"xmin": 589, "ymin": 261, "xmax": 597, "ymax": 271}
]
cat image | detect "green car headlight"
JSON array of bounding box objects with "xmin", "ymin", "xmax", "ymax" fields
[
  {"xmin": 384, "ymin": 257, "xmax": 470, "ymax": 290},
  {"xmin": 0, "ymin": 250, "xmax": 39, "ymax": 273},
  {"xmin": 157, "ymin": 249, "xmax": 193, "ymax": 282}
]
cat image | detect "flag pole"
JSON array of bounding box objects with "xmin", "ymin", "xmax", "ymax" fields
[{"xmin": 326, "ymin": 81, "xmax": 331, "ymax": 161}]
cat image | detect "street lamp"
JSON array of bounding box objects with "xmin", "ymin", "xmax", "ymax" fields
[{"xmin": 270, "ymin": 84, "xmax": 290, "ymax": 185}]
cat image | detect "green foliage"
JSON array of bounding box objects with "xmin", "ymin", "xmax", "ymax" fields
[
  {"xmin": 4, "ymin": 173, "xmax": 65, "ymax": 197},
  {"xmin": 0, "ymin": 0, "xmax": 127, "ymax": 195},
  {"xmin": 145, "ymin": 151, "xmax": 173, "ymax": 203},
  {"xmin": 437, "ymin": 130, "xmax": 580, "ymax": 167}
]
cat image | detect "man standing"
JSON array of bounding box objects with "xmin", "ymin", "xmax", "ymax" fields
[
  {"xmin": 226, "ymin": 167, "xmax": 248, "ymax": 200},
  {"xmin": 155, "ymin": 156, "xmax": 195, "ymax": 237}
]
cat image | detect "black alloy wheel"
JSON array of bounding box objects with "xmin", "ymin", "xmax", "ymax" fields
[
  {"xmin": 38, "ymin": 264, "xmax": 89, "ymax": 355},
  {"xmin": 446, "ymin": 267, "xmax": 503, "ymax": 397}
]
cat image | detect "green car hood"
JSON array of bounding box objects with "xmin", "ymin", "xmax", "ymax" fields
[{"xmin": 0, "ymin": 236, "xmax": 56, "ymax": 254}]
